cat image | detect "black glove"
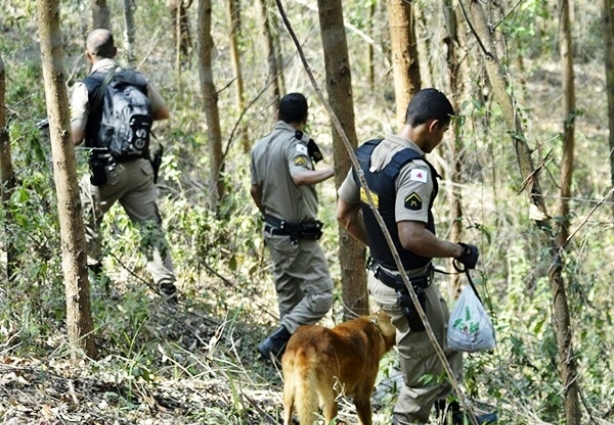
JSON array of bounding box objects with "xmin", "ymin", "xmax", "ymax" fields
[{"xmin": 457, "ymin": 243, "xmax": 479, "ymax": 269}]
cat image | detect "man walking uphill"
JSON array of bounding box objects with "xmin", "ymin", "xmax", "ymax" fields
[
  {"xmin": 70, "ymin": 29, "xmax": 178, "ymax": 301},
  {"xmin": 336, "ymin": 89, "xmax": 497, "ymax": 424},
  {"xmin": 250, "ymin": 92, "xmax": 334, "ymax": 361}
]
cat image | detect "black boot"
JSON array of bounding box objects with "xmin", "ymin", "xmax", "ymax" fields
[
  {"xmin": 159, "ymin": 282, "xmax": 178, "ymax": 304},
  {"xmin": 258, "ymin": 325, "xmax": 291, "ymax": 361},
  {"xmin": 435, "ymin": 400, "xmax": 498, "ymax": 425},
  {"xmin": 88, "ymin": 263, "xmax": 112, "ymax": 294}
]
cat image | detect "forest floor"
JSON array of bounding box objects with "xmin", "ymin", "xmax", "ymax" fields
[{"xmin": 0, "ymin": 272, "xmax": 404, "ymax": 425}]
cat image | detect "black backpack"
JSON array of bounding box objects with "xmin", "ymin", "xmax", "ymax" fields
[{"xmin": 86, "ymin": 67, "xmax": 153, "ymax": 161}]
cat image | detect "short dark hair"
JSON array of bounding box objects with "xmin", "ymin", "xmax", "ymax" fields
[
  {"xmin": 404, "ymin": 88, "xmax": 455, "ymax": 128},
  {"xmin": 279, "ymin": 93, "xmax": 308, "ymax": 124},
  {"xmin": 86, "ymin": 29, "xmax": 116, "ymax": 59}
]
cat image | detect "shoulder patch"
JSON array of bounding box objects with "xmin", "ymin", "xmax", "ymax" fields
[
  {"xmin": 409, "ymin": 168, "xmax": 428, "ymax": 183},
  {"xmin": 360, "ymin": 187, "xmax": 379, "ymax": 208},
  {"xmin": 296, "ymin": 144, "xmax": 308, "ymax": 156},
  {"xmin": 404, "ymin": 192, "xmax": 422, "ymax": 211},
  {"xmin": 293, "ymin": 156, "xmax": 308, "ymax": 167}
]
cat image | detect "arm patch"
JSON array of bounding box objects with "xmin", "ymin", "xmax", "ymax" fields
[
  {"xmin": 404, "ymin": 192, "xmax": 422, "ymax": 211},
  {"xmin": 293, "ymin": 156, "xmax": 309, "ymax": 167}
]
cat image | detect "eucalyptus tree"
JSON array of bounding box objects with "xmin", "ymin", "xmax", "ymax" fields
[
  {"xmin": 0, "ymin": 53, "xmax": 16, "ymax": 283},
  {"xmin": 123, "ymin": 0, "xmax": 136, "ymax": 67},
  {"xmin": 91, "ymin": 0, "xmax": 110, "ymax": 30},
  {"xmin": 463, "ymin": 2, "xmax": 580, "ymax": 424},
  {"xmin": 442, "ymin": 0, "xmax": 464, "ymax": 296},
  {"xmin": 386, "ymin": 0, "xmax": 421, "ymax": 129},
  {"xmin": 317, "ymin": 0, "xmax": 368, "ymax": 317},
  {"xmin": 170, "ymin": 0, "xmax": 192, "ymax": 70},
  {"xmin": 255, "ymin": 0, "xmax": 282, "ymax": 116},
  {"xmin": 556, "ymin": 0, "xmax": 580, "ymax": 421},
  {"xmin": 37, "ymin": 0, "xmax": 96, "ymax": 361},
  {"xmin": 602, "ymin": 0, "xmax": 614, "ymax": 207},
  {"xmin": 197, "ymin": 0, "xmax": 224, "ymax": 212},
  {"xmin": 226, "ymin": 0, "xmax": 248, "ymax": 152}
]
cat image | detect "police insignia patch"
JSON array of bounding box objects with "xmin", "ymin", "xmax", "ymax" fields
[
  {"xmin": 293, "ymin": 156, "xmax": 308, "ymax": 167},
  {"xmin": 404, "ymin": 192, "xmax": 422, "ymax": 211}
]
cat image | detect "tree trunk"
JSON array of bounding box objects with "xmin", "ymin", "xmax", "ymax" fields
[
  {"xmin": 255, "ymin": 0, "xmax": 282, "ymax": 116},
  {"xmin": 464, "ymin": 2, "xmax": 581, "ymax": 424},
  {"xmin": 367, "ymin": 0, "xmax": 376, "ymax": 91},
  {"xmin": 414, "ymin": 3, "xmax": 434, "ymax": 87},
  {"xmin": 556, "ymin": 1, "xmax": 581, "ymax": 423},
  {"xmin": 0, "ymin": 53, "xmax": 17, "ymax": 283},
  {"xmin": 123, "ymin": 0, "xmax": 136, "ymax": 67},
  {"xmin": 91, "ymin": 0, "xmax": 110, "ymax": 30},
  {"xmin": 386, "ymin": 0, "xmax": 421, "ymax": 129},
  {"xmin": 197, "ymin": 0, "xmax": 224, "ymax": 212},
  {"xmin": 316, "ymin": 0, "xmax": 368, "ymax": 319},
  {"xmin": 602, "ymin": 0, "xmax": 614, "ymax": 213},
  {"xmin": 558, "ymin": 0, "xmax": 576, "ymax": 246},
  {"xmin": 170, "ymin": 0, "xmax": 192, "ymax": 71},
  {"xmin": 37, "ymin": 0, "xmax": 96, "ymax": 361},
  {"xmin": 226, "ymin": 0, "xmax": 249, "ymax": 153},
  {"xmin": 443, "ymin": 0, "xmax": 463, "ymax": 297}
]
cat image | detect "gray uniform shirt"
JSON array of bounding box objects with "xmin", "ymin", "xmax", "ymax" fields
[{"xmin": 250, "ymin": 121, "xmax": 318, "ymax": 223}]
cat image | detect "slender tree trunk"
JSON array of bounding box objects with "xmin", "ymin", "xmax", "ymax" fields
[
  {"xmin": 414, "ymin": 3, "xmax": 434, "ymax": 87},
  {"xmin": 386, "ymin": 0, "xmax": 421, "ymax": 129},
  {"xmin": 271, "ymin": 10, "xmax": 286, "ymax": 98},
  {"xmin": 170, "ymin": 0, "xmax": 192, "ymax": 71},
  {"xmin": 91, "ymin": 0, "xmax": 110, "ymax": 30},
  {"xmin": 443, "ymin": 0, "xmax": 463, "ymax": 297},
  {"xmin": 197, "ymin": 0, "xmax": 224, "ymax": 212},
  {"xmin": 464, "ymin": 3, "xmax": 580, "ymax": 424},
  {"xmin": 255, "ymin": 0, "xmax": 282, "ymax": 117},
  {"xmin": 367, "ymin": 1, "xmax": 376, "ymax": 91},
  {"xmin": 602, "ymin": 0, "xmax": 614, "ymax": 213},
  {"xmin": 316, "ymin": 0, "xmax": 368, "ymax": 319},
  {"xmin": 226, "ymin": 0, "xmax": 249, "ymax": 152},
  {"xmin": 37, "ymin": 0, "xmax": 96, "ymax": 361},
  {"xmin": 123, "ymin": 0, "xmax": 136, "ymax": 67},
  {"xmin": 558, "ymin": 0, "xmax": 576, "ymax": 245},
  {"xmin": 557, "ymin": 1, "xmax": 581, "ymax": 422},
  {"xmin": 0, "ymin": 54, "xmax": 17, "ymax": 283}
]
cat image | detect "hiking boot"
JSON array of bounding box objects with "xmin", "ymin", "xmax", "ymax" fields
[
  {"xmin": 435, "ymin": 400, "xmax": 498, "ymax": 425},
  {"xmin": 159, "ymin": 282, "xmax": 178, "ymax": 304},
  {"xmin": 258, "ymin": 325, "xmax": 291, "ymax": 361}
]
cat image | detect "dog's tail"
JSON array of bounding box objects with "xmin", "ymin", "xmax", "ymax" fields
[
  {"xmin": 282, "ymin": 356, "xmax": 296, "ymax": 425},
  {"xmin": 294, "ymin": 351, "xmax": 319, "ymax": 425}
]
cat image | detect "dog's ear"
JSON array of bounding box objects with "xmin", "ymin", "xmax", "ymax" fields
[{"xmin": 372, "ymin": 310, "xmax": 395, "ymax": 337}]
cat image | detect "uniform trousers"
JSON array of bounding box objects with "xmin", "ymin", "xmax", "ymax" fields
[
  {"xmin": 368, "ymin": 271, "xmax": 463, "ymax": 424},
  {"xmin": 80, "ymin": 157, "xmax": 176, "ymax": 287},
  {"xmin": 263, "ymin": 232, "xmax": 334, "ymax": 333}
]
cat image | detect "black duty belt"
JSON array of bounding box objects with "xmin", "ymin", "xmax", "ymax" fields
[
  {"xmin": 264, "ymin": 214, "xmax": 323, "ymax": 242},
  {"xmin": 264, "ymin": 224, "xmax": 290, "ymax": 236},
  {"xmin": 368, "ymin": 259, "xmax": 433, "ymax": 291}
]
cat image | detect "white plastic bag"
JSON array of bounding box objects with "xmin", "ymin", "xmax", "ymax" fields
[{"xmin": 447, "ymin": 285, "xmax": 496, "ymax": 352}]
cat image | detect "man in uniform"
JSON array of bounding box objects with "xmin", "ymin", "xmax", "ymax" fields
[
  {"xmin": 250, "ymin": 92, "xmax": 334, "ymax": 361},
  {"xmin": 336, "ymin": 89, "xmax": 497, "ymax": 424},
  {"xmin": 70, "ymin": 29, "xmax": 178, "ymax": 301}
]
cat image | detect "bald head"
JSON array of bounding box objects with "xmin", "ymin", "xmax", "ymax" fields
[{"xmin": 86, "ymin": 29, "xmax": 116, "ymax": 59}]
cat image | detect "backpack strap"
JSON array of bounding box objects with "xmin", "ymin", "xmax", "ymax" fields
[{"xmin": 89, "ymin": 65, "xmax": 119, "ymax": 117}]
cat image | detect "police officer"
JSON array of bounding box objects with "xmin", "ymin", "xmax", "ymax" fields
[
  {"xmin": 70, "ymin": 29, "xmax": 178, "ymax": 300},
  {"xmin": 336, "ymin": 89, "xmax": 496, "ymax": 424},
  {"xmin": 250, "ymin": 92, "xmax": 334, "ymax": 360}
]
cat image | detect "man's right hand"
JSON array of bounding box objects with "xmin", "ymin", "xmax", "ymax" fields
[{"xmin": 457, "ymin": 243, "xmax": 479, "ymax": 269}]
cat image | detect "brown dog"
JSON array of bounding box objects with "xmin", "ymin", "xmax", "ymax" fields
[{"xmin": 281, "ymin": 310, "xmax": 396, "ymax": 425}]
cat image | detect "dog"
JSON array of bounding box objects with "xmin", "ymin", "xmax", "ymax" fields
[{"xmin": 281, "ymin": 310, "xmax": 396, "ymax": 425}]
